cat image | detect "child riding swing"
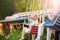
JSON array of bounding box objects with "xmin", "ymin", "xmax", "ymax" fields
[{"xmin": 20, "ymin": 13, "xmax": 40, "ymax": 40}]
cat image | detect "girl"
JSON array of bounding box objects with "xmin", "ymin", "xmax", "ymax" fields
[
  {"xmin": 30, "ymin": 13, "xmax": 40, "ymax": 40},
  {"xmin": 20, "ymin": 13, "xmax": 40, "ymax": 40}
]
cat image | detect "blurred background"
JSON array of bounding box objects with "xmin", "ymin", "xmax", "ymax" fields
[{"xmin": 0, "ymin": 0, "xmax": 60, "ymax": 40}]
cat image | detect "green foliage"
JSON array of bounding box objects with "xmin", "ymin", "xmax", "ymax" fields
[
  {"xmin": 4, "ymin": 24, "xmax": 8, "ymax": 36},
  {"xmin": 8, "ymin": 27, "xmax": 31, "ymax": 40},
  {"xmin": 8, "ymin": 28, "xmax": 22, "ymax": 40},
  {"xmin": 0, "ymin": 0, "xmax": 44, "ymax": 19},
  {"xmin": 14, "ymin": 0, "xmax": 41, "ymax": 12},
  {"xmin": 0, "ymin": 0, "xmax": 15, "ymax": 19},
  {"xmin": 24, "ymin": 34, "xmax": 31, "ymax": 40},
  {"xmin": 42, "ymin": 27, "xmax": 47, "ymax": 40},
  {"xmin": 0, "ymin": 35, "xmax": 6, "ymax": 40},
  {"xmin": 14, "ymin": 0, "xmax": 27, "ymax": 12}
]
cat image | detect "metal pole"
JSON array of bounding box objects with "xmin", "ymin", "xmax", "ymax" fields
[
  {"xmin": 26, "ymin": 0, "xmax": 30, "ymax": 24},
  {"xmin": 26, "ymin": 0, "xmax": 28, "ymax": 12},
  {"xmin": 42, "ymin": 0, "xmax": 46, "ymax": 22},
  {"xmin": 30, "ymin": 0, "xmax": 33, "ymax": 12},
  {"xmin": 38, "ymin": 0, "xmax": 41, "ymax": 23},
  {"xmin": 32, "ymin": 0, "xmax": 34, "ymax": 11},
  {"xmin": 23, "ymin": 0, "xmax": 28, "ymax": 28}
]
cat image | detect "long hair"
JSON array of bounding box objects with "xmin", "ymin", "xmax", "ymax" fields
[
  {"xmin": 37, "ymin": 15, "xmax": 41, "ymax": 24},
  {"xmin": 35, "ymin": 13, "xmax": 41, "ymax": 25}
]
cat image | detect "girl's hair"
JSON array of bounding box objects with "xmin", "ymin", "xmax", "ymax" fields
[
  {"xmin": 37, "ymin": 15, "xmax": 41, "ymax": 24},
  {"xmin": 35, "ymin": 13, "xmax": 41, "ymax": 24}
]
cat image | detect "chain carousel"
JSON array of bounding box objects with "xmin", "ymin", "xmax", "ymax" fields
[{"xmin": 0, "ymin": 0, "xmax": 60, "ymax": 40}]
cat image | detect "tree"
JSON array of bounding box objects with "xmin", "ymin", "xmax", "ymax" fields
[{"xmin": 0, "ymin": 0, "xmax": 16, "ymax": 19}]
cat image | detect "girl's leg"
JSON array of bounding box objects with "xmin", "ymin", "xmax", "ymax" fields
[
  {"xmin": 31, "ymin": 35, "xmax": 35, "ymax": 40},
  {"xmin": 35, "ymin": 22, "xmax": 45, "ymax": 40},
  {"xmin": 46, "ymin": 28, "xmax": 51, "ymax": 40}
]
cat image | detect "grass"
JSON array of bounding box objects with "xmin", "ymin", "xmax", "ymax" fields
[{"xmin": 0, "ymin": 27, "xmax": 54, "ymax": 40}]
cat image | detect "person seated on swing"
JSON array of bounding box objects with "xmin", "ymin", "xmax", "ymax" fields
[
  {"xmin": 20, "ymin": 13, "xmax": 40, "ymax": 40},
  {"xmin": 35, "ymin": 9, "xmax": 57, "ymax": 40}
]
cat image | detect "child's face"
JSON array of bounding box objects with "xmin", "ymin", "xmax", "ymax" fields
[
  {"xmin": 47, "ymin": 11, "xmax": 57, "ymax": 21},
  {"xmin": 30, "ymin": 13, "xmax": 37, "ymax": 21}
]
